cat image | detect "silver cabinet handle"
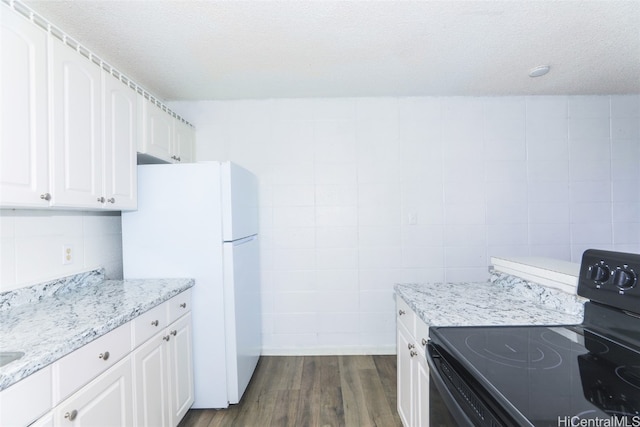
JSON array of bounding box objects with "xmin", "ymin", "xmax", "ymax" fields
[
  {"xmin": 170, "ymin": 330, "xmax": 177, "ymax": 336},
  {"xmin": 398, "ymin": 309, "xmax": 405, "ymax": 316},
  {"xmin": 98, "ymin": 351, "xmax": 110, "ymax": 361},
  {"xmin": 422, "ymin": 338, "xmax": 427, "ymax": 346},
  {"xmin": 163, "ymin": 335, "xmax": 170, "ymax": 342},
  {"xmin": 180, "ymin": 303, "xmax": 187, "ymax": 309},
  {"xmin": 408, "ymin": 343, "xmax": 415, "ymax": 350},
  {"xmin": 97, "ymin": 196, "xmax": 105, "ymax": 203},
  {"xmin": 410, "ymin": 350, "xmax": 417, "ymax": 357},
  {"xmin": 151, "ymin": 320, "xmax": 159, "ymax": 327},
  {"xmin": 40, "ymin": 193, "xmax": 51, "ymax": 201},
  {"xmin": 65, "ymin": 410, "xmax": 78, "ymax": 421},
  {"xmin": 107, "ymin": 197, "xmax": 115, "ymax": 203}
]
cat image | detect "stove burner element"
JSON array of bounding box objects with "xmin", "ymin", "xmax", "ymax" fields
[
  {"xmin": 616, "ymin": 366, "xmax": 640, "ymax": 391},
  {"xmin": 464, "ymin": 332, "xmax": 563, "ymax": 370}
]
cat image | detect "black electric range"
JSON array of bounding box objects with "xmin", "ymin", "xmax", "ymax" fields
[{"xmin": 428, "ymin": 249, "xmax": 640, "ymax": 426}]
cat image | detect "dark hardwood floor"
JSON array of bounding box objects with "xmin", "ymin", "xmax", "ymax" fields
[{"xmin": 178, "ymin": 355, "xmax": 403, "ymax": 427}]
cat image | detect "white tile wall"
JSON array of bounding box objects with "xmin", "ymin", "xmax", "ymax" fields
[
  {"xmin": 0, "ymin": 210, "xmax": 123, "ymax": 292},
  {"xmin": 181, "ymin": 95, "xmax": 640, "ymax": 354}
]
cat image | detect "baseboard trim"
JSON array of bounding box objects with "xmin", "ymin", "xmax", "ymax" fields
[{"xmin": 261, "ymin": 345, "xmax": 396, "ymax": 356}]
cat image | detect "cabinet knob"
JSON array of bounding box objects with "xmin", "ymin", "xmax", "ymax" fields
[
  {"xmin": 64, "ymin": 410, "xmax": 78, "ymax": 421},
  {"xmin": 421, "ymin": 338, "xmax": 427, "ymax": 346},
  {"xmin": 40, "ymin": 193, "xmax": 51, "ymax": 201},
  {"xmin": 398, "ymin": 309, "xmax": 405, "ymax": 316},
  {"xmin": 97, "ymin": 196, "xmax": 105, "ymax": 203},
  {"xmin": 170, "ymin": 330, "xmax": 177, "ymax": 336},
  {"xmin": 163, "ymin": 335, "xmax": 171, "ymax": 341},
  {"xmin": 107, "ymin": 197, "xmax": 115, "ymax": 204},
  {"xmin": 151, "ymin": 320, "xmax": 159, "ymax": 327},
  {"xmin": 98, "ymin": 351, "xmax": 110, "ymax": 361},
  {"xmin": 180, "ymin": 303, "xmax": 187, "ymax": 309},
  {"xmin": 408, "ymin": 343, "xmax": 415, "ymax": 350},
  {"xmin": 410, "ymin": 350, "xmax": 417, "ymax": 358}
]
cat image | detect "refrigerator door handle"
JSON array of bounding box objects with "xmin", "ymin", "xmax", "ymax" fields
[{"xmin": 226, "ymin": 235, "xmax": 258, "ymax": 245}]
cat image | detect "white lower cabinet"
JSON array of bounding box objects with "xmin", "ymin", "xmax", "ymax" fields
[
  {"xmin": 0, "ymin": 366, "xmax": 51, "ymax": 427},
  {"xmin": 28, "ymin": 412, "xmax": 53, "ymax": 427},
  {"xmin": 397, "ymin": 321, "xmax": 415, "ymax": 427},
  {"xmin": 52, "ymin": 357, "xmax": 133, "ymax": 427},
  {"xmin": 133, "ymin": 312, "xmax": 194, "ymax": 427},
  {"xmin": 167, "ymin": 313, "xmax": 195, "ymax": 426},
  {"xmin": 396, "ymin": 298, "xmax": 430, "ymax": 427},
  {"xmin": 23, "ymin": 291, "xmax": 193, "ymax": 427}
]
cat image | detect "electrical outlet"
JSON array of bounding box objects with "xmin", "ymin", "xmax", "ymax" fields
[
  {"xmin": 408, "ymin": 211, "xmax": 418, "ymax": 225},
  {"xmin": 62, "ymin": 245, "xmax": 73, "ymax": 265}
]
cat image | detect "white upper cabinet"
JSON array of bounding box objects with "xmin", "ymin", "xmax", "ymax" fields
[
  {"xmin": 49, "ymin": 37, "xmax": 103, "ymax": 208},
  {"xmin": 2, "ymin": 3, "xmax": 194, "ymax": 209},
  {"xmin": 173, "ymin": 119, "xmax": 195, "ymax": 164},
  {"xmin": 103, "ymin": 72, "xmax": 137, "ymax": 210},
  {"xmin": 0, "ymin": 7, "xmax": 50, "ymax": 207},
  {"xmin": 141, "ymin": 97, "xmax": 173, "ymax": 163},
  {"xmin": 140, "ymin": 96, "xmax": 195, "ymax": 164}
]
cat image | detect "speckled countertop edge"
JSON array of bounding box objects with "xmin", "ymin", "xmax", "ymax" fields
[
  {"xmin": 394, "ymin": 272, "xmax": 585, "ymax": 329},
  {"xmin": 0, "ymin": 270, "xmax": 194, "ymax": 391}
]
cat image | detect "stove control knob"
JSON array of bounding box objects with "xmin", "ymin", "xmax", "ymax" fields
[
  {"xmin": 587, "ymin": 263, "xmax": 610, "ymax": 283},
  {"xmin": 613, "ymin": 268, "xmax": 637, "ymax": 290}
]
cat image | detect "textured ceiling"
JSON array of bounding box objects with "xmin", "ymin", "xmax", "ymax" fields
[{"xmin": 24, "ymin": 0, "xmax": 640, "ymax": 101}]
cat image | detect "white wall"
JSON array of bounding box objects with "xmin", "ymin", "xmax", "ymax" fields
[
  {"xmin": 1, "ymin": 95, "xmax": 637, "ymax": 353},
  {"xmin": 170, "ymin": 95, "xmax": 640, "ymax": 354},
  {"xmin": 0, "ymin": 210, "xmax": 123, "ymax": 292}
]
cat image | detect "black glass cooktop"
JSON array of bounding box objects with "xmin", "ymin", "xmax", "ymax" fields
[{"xmin": 429, "ymin": 324, "xmax": 640, "ymax": 426}]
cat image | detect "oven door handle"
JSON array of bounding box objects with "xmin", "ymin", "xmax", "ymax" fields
[{"xmin": 426, "ymin": 344, "xmax": 475, "ymax": 427}]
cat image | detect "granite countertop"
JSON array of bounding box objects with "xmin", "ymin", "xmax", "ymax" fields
[
  {"xmin": 395, "ymin": 272, "xmax": 585, "ymax": 328},
  {"xmin": 0, "ymin": 269, "xmax": 194, "ymax": 392}
]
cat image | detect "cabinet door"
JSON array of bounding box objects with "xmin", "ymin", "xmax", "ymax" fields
[
  {"xmin": 173, "ymin": 119, "xmax": 194, "ymax": 163},
  {"xmin": 132, "ymin": 331, "xmax": 171, "ymax": 427},
  {"xmin": 54, "ymin": 357, "xmax": 133, "ymax": 427},
  {"xmin": 416, "ymin": 357, "xmax": 430, "ymax": 427},
  {"xmin": 103, "ymin": 72, "xmax": 137, "ymax": 210},
  {"xmin": 397, "ymin": 323, "xmax": 414, "ymax": 427},
  {"xmin": 0, "ymin": 7, "xmax": 49, "ymax": 207},
  {"xmin": 167, "ymin": 313, "xmax": 194, "ymax": 426},
  {"xmin": 50, "ymin": 38, "xmax": 102, "ymax": 208},
  {"xmin": 141, "ymin": 97, "xmax": 173, "ymax": 163},
  {"xmin": 29, "ymin": 411, "xmax": 54, "ymax": 427},
  {"xmin": 0, "ymin": 365, "xmax": 52, "ymax": 427}
]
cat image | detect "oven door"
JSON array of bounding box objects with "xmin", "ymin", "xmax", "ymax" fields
[
  {"xmin": 427, "ymin": 342, "xmax": 514, "ymax": 427},
  {"xmin": 427, "ymin": 343, "xmax": 474, "ymax": 426}
]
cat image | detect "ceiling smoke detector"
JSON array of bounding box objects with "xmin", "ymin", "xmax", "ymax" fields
[{"xmin": 529, "ymin": 65, "xmax": 551, "ymax": 78}]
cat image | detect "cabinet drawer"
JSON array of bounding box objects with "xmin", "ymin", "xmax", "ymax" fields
[
  {"xmin": 396, "ymin": 297, "xmax": 415, "ymax": 336},
  {"xmin": 0, "ymin": 365, "xmax": 51, "ymax": 427},
  {"xmin": 132, "ymin": 303, "xmax": 168, "ymax": 348},
  {"xmin": 53, "ymin": 323, "xmax": 131, "ymax": 404},
  {"xmin": 167, "ymin": 289, "xmax": 192, "ymax": 324}
]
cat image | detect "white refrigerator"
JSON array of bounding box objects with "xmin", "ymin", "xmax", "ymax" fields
[{"xmin": 121, "ymin": 161, "xmax": 261, "ymax": 409}]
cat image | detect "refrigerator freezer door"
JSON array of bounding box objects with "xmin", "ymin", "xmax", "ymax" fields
[
  {"xmin": 223, "ymin": 235, "xmax": 262, "ymax": 404},
  {"xmin": 221, "ymin": 162, "xmax": 259, "ymax": 242}
]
